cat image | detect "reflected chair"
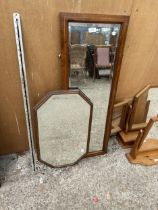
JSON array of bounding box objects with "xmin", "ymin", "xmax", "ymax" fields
[
  {"xmin": 92, "ymin": 46, "xmax": 113, "ymax": 80},
  {"xmin": 69, "ymin": 44, "xmax": 87, "ymax": 81}
]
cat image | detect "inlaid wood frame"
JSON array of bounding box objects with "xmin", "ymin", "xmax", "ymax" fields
[
  {"xmin": 60, "ymin": 12, "xmax": 129, "ymax": 156},
  {"xmin": 34, "ymin": 89, "xmax": 93, "ymax": 168}
]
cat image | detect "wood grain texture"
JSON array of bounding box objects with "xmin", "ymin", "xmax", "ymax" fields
[
  {"xmin": 128, "ymin": 85, "xmax": 150, "ymax": 128},
  {"xmin": 129, "ymin": 116, "xmax": 158, "ymax": 158},
  {"xmin": 0, "ymin": 0, "xmax": 133, "ymax": 154},
  {"xmin": 116, "ymin": 0, "xmax": 158, "ymax": 101},
  {"xmin": 1, "ymin": 0, "xmax": 158, "ymax": 155},
  {"xmin": 126, "ymin": 149, "xmax": 158, "ymax": 166}
]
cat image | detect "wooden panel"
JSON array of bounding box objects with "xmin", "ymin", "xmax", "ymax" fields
[
  {"xmin": 0, "ymin": 0, "xmax": 133, "ymax": 154},
  {"xmin": 116, "ymin": 0, "xmax": 158, "ymax": 101}
]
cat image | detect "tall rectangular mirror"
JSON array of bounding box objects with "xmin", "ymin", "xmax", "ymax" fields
[{"xmin": 60, "ymin": 13, "xmax": 129, "ymax": 156}]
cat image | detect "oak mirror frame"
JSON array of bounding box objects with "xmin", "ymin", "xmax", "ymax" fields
[{"xmin": 60, "ymin": 12, "xmax": 129, "ymax": 157}]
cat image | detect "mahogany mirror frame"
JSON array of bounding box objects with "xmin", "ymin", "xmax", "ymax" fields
[
  {"xmin": 34, "ymin": 89, "xmax": 93, "ymax": 168},
  {"xmin": 60, "ymin": 12, "xmax": 129, "ymax": 157}
]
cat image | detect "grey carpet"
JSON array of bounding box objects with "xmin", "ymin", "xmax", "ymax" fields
[{"xmin": 1, "ymin": 137, "xmax": 158, "ymax": 210}]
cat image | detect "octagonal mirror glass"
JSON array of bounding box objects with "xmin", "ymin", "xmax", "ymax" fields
[{"xmin": 34, "ymin": 90, "xmax": 92, "ymax": 167}]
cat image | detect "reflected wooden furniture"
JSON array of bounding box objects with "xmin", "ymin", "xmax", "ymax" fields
[
  {"xmin": 83, "ymin": 32, "xmax": 105, "ymax": 45},
  {"xmin": 69, "ymin": 44, "xmax": 87, "ymax": 80},
  {"xmin": 126, "ymin": 116, "xmax": 158, "ymax": 166},
  {"xmin": 118, "ymin": 85, "xmax": 150, "ymax": 147},
  {"xmin": 70, "ymin": 31, "xmax": 80, "ymax": 44},
  {"xmin": 92, "ymin": 45, "xmax": 113, "ymax": 80}
]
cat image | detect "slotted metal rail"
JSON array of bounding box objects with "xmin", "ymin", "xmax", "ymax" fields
[{"xmin": 13, "ymin": 13, "xmax": 36, "ymax": 171}]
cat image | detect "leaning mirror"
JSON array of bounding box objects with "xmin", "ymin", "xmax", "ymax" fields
[
  {"xmin": 34, "ymin": 90, "xmax": 93, "ymax": 167},
  {"xmin": 60, "ymin": 13, "xmax": 129, "ymax": 155}
]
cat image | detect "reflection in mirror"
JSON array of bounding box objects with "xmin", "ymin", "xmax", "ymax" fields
[
  {"xmin": 145, "ymin": 119, "xmax": 158, "ymax": 141},
  {"xmin": 35, "ymin": 91, "xmax": 92, "ymax": 167},
  {"xmin": 146, "ymin": 87, "xmax": 158, "ymax": 139},
  {"xmin": 68, "ymin": 22, "xmax": 121, "ymax": 151}
]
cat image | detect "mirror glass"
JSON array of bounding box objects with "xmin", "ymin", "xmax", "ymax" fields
[
  {"xmin": 68, "ymin": 22, "xmax": 121, "ymax": 151},
  {"xmin": 36, "ymin": 92, "xmax": 92, "ymax": 167},
  {"xmin": 145, "ymin": 120, "xmax": 158, "ymax": 140},
  {"xmin": 146, "ymin": 88, "xmax": 158, "ymax": 139}
]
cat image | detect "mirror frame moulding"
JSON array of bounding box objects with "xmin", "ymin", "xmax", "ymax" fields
[
  {"xmin": 34, "ymin": 89, "xmax": 93, "ymax": 168},
  {"xmin": 60, "ymin": 12, "xmax": 130, "ymax": 156}
]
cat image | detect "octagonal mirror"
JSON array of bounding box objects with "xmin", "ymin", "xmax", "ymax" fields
[{"xmin": 34, "ymin": 89, "xmax": 93, "ymax": 167}]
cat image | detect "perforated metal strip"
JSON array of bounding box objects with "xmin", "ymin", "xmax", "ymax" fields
[{"xmin": 13, "ymin": 13, "xmax": 36, "ymax": 171}]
